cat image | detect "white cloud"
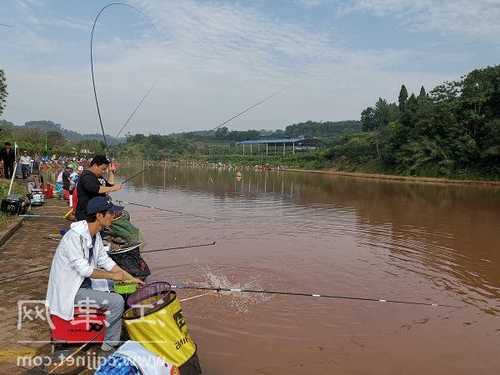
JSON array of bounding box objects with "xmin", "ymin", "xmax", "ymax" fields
[
  {"xmin": 339, "ymin": 0, "xmax": 500, "ymax": 41},
  {"xmin": 1, "ymin": 0, "xmax": 470, "ymax": 135}
]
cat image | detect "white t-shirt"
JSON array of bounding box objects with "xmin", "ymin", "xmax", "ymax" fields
[{"xmin": 19, "ymin": 155, "xmax": 31, "ymax": 165}]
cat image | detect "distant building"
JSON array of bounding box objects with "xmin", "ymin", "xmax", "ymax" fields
[{"xmin": 237, "ymin": 137, "xmax": 320, "ymax": 155}]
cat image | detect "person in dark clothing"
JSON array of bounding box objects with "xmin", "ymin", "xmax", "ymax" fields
[
  {"xmin": 62, "ymin": 165, "xmax": 73, "ymax": 200},
  {"xmin": 0, "ymin": 142, "xmax": 15, "ymax": 179},
  {"xmin": 75, "ymin": 155, "xmax": 122, "ymax": 221}
]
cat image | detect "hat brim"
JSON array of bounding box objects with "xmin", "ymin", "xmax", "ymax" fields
[{"xmin": 108, "ymin": 204, "xmax": 124, "ymax": 214}]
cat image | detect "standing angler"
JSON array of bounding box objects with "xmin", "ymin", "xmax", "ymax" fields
[
  {"xmin": 0, "ymin": 142, "xmax": 15, "ymax": 179},
  {"xmin": 76, "ymin": 155, "xmax": 122, "ymax": 221}
]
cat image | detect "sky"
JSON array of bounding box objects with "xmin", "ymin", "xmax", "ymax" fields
[{"xmin": 1, "ymin": 0, "xmax": 499, "ymax": 136}]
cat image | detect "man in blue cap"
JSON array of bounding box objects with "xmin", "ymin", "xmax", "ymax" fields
[{"xmin": 46, "ymin": 196, "xmax": 144, "ymax": 351}]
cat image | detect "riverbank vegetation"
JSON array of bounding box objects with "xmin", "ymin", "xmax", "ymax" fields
[
  {"xmin": 114, "ymin": 65, "xmax": 500, "ymax": 179},
  {"xmin": 0, "ymin": 119, "xmax": 108, "ymax": 156},
  {"xmin": 1, "ymin": 64, "xmax": 499, "ymax": 180},
  {"xmin": 330, "ymin": 65, "xmax": 500, "ymax": 179}
]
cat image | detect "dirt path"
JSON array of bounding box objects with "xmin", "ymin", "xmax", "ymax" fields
[{"xmin": 0, "ymin": 199, "xmax": 69, "ymax": 374}]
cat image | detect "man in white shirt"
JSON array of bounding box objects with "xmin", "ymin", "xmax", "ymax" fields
[
  {"xmin": 19, "ymin": 151, "xmax": 32, "ymax": 179},
  {"xmin": 46, "ymin": 196, "xmax": 144, "ymax": 351}
]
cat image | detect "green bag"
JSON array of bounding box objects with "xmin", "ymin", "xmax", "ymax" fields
[{"xmin": 109, "ymin": 213, "xmax": 140, "ymax": 243}]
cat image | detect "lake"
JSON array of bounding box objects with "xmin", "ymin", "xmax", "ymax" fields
[{"xmin": 116, "ymin": 164, "xmax": 500, "ymax": 374}]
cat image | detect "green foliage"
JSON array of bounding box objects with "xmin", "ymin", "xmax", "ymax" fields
[
  {"xmin": 24, "ymin": 120, "xmax": 121, "ymax": 144},
  {"xmin": 284, "ymin": 120, "xmax": 360, "ymax": 138},
  {"xmin": 329, "ymin": 64, "xmax": 500, "ymax": 179},
  {"xmin": 361, "ymin": 99, "xmax": 399, "ymax": 131},
  {"xmin": 327, "ymin": 132, "xmax": 378, "ymax": 163},
  {"xmin": 399, "ymin": 84, "xmax": 408, "ymax": 111},
  {"xmin": 419, "ymin": 86, "xmax": 427, "ymax": 98},
  {"xmin": 118, "ymin": 121, "xmax": 359, "ymax": 162}
]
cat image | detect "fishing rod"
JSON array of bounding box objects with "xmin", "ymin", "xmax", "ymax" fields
[
  {"xmin": 115, "ymin": 199, "xmax": 214, "ymax": 220},
  {"xmin": 112, "ymin": 88, "xmax": 282, "ymax": 187},
  {"xmin": 0, "ymin": 266, "xmax": 50, "ymax": 283},
  {"xmin": 19, "ymin": 214, "xmax": 66, "ymax": 219},
  {"xmin": 0, "ymin": 243, "xmax": 216, "ymax": 283},
  {"xmin": 142, "ymin": 241, "xmax": 216, "ymax": 254},
  {"xmin": 120, "ymin": 166, "xmax": 151, "ymax": 184},
  {"xmin": 91, "ymin": 2, "xmax": 160, "ymax": 149},
  {"xmin": 115, "ymin": 89, "xmax": 284, "ymax": 182},
  {"xmin": 170, "ymin": 284, "xmax": 460, "ymax": 308},
  {"xmin": 213, "ymin": 90, "xmax": 282, "ymax": 130}
]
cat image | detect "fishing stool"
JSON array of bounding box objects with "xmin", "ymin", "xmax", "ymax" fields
[{"xmin": 49, "ymin": 307, "xmax": 107, "ymax": 351}]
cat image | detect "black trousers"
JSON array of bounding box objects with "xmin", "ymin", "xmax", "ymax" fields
[{"xmin": 4, "ymin": 162, "xmax": 14, "ymax": 179}]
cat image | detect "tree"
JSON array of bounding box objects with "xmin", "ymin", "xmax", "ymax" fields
[
  {"xmin": 398, "ymin": 84, "xmax": 408, "ymax": 111},
  {"xmin": 361, "ymin": 107, "xmax": 377, "ymax": 131},
  {"xmin": 419, "ymin": 86, "xmax": 427, "ymax": 98},
  {"xmin": 374, "ymin": 98, "xmax": 399, "ymax": 129},
  {"xmin": 0, "ymin": 70, "xmax": 7, "ymax": 117},
  {"xmin": 47, "ymin": 130, "xmax": 66, "ymax": 147},
  {"xmin": 215, "ymin": 127, "xmax": 229, "ymax": 139}
]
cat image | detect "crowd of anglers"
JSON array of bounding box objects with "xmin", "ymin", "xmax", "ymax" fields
[{"xmin": 1, "ymin": 148, "xmax": 201, "ymax": 374}]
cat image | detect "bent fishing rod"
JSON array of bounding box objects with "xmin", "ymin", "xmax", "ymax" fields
[
  {"xmin": 170, "ymin": 284, "xmax": 460, "ymax": 308},
  {"xmin": 91, "ymin": 2, "xmax": 161, "ymax": 149},
  {"xmin": 0, "ymin": 241, "xmax": 216, "ymax": 283}
]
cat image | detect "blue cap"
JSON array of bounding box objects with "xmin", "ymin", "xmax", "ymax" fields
[{"xmin": 87, "ymin": 196, "xmax": 124, "ymax": 215}]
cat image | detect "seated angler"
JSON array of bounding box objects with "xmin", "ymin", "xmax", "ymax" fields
[{"xmin": 46, "ymin": 196, "xmax": 144, "ymax": 352}]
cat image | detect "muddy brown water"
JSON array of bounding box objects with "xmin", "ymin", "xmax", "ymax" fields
[{"xmin": 116, "ymin": 165, "xmax": 500, "ymax": 374}]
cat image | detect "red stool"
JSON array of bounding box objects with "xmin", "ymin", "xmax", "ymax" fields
[
  {"xmin": 43, "ymin": 184, "xmax": 54, "ymax": 199},
  {"xmin": 50, "ymin": 307, "xmax": 107, "ymax": 345}
]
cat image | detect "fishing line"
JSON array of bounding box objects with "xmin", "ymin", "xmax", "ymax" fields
[
  {"xmin": 115, "ymin": 199, "xmax": 214, "ymax": 220},
  {"xmin": 116, "ymin": 82, "xmax": 157, "ymax": 138},
  {"xmin": 171, "ymin": 284, "xmax": 460, "ymax": 308}
]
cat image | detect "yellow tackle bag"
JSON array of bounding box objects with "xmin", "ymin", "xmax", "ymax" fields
[{"xmin": 123, "ymin": 282, "xmax": 200, "ymax": 372}]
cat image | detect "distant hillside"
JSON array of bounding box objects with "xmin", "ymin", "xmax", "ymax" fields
[
  {"xmin": 284, "ymin": 120, "xmax": 361, "ymax": 138},
  {"xmin": 23, "ymin": 120, "xmax": 123, "ymax": 144}
]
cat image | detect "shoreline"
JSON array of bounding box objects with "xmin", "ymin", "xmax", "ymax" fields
[{"xmin": 283, "ymin": 168, "xmax": 500, "ymax": 187}]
